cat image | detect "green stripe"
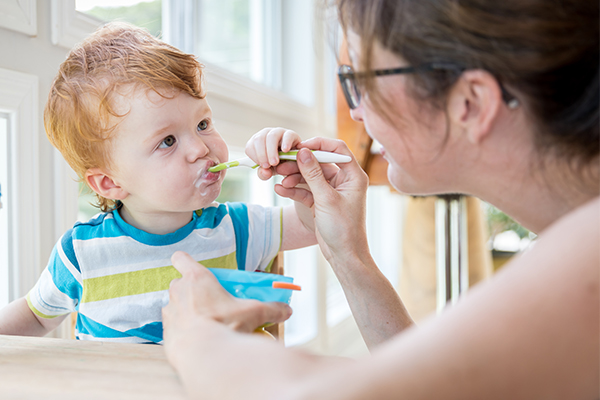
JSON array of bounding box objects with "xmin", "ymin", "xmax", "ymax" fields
[
  {"xmin": 81, "ymin": 252, "xmax": 238, "ymax": 303},
  {"xmin": 26, "ymin": 292, "xmax": 60, "ymax": 319},
  {"xmin": 197, "ymin": 252, "xmax": 237, "ymax": 269}
]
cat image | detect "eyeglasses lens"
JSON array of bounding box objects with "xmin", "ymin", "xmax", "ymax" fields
[{"xmin": 338, "ymin": 65, "xmax": 361, "ymax": 110}]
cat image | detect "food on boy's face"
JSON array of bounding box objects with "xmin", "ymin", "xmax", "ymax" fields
[{"xmin": 194, "ymin": 165, "xmax": 221, "ymax": 188}]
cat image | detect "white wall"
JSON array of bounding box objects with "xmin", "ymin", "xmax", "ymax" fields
[{"xmin": 0, "ymin": 0, "xmax": 78, "ymax": 285}]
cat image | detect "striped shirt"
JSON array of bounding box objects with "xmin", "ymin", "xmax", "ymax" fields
[{"xmin": 27, "ymin": 202, "xmax": 282, "ymax": 344}]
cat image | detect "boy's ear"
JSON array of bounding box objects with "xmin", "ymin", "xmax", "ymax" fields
[
  {"xmin": 447, "ymin": 69, "xmax": 503, "ymax": 144},
  {"xmin": 85, "ymin": 168, "xmax": 129, "ymax": 200}
]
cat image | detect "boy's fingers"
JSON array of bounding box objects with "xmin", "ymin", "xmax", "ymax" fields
[
  {"xmin": 266, "ymin": 129, "xmax": 283, "ymax": 165},
  {"xmin": 281, "ymin": 129, "xmax": 299, "ymax": 153}
]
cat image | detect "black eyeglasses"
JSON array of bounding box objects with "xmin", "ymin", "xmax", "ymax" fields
[{"xmin": 337, "ymin": 63, "xmax": 519, "ymax": 110}]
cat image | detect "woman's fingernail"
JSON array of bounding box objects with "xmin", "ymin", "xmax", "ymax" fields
[{"xmin": 298, "ymin": 149, "xmax": 311, "ymax": 163}]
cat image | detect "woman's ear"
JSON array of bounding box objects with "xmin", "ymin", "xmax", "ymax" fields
[
  {"xmin": 85, "ymin": 168, "xmax": 129, "ymax": 200},
  {"xmin": 447, "ymin": 70, "xmax": 503, "ymax": 144}
]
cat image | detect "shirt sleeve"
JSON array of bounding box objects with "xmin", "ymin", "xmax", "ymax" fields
[
  {"xmin": 227, "ymin": 202, "xmax": 282, "ymax": 272},
  {"xmin": 27, "ymin": 230, "xmax": 82, "ymax": 319}
]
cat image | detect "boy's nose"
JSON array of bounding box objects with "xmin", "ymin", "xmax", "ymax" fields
[{"xmin": 186, "ymin": 135, "xmax": 210, "ymax": 162}]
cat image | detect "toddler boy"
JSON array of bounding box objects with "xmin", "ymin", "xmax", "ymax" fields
[{"xmin": 0, "ymin": 22, "xmax": 316, "ymax": 343}]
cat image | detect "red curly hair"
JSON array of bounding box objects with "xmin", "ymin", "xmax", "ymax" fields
[{"xmin": 44, "ymin": 22, "xmax": 205, "ymax": 211}]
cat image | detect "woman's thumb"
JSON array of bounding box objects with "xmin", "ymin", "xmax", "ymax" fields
[
  {"xmin": 296, "ymin": 148, "xmax": 331, "ymax": 196},
  {"xmin": 262, "ymin": 302, "xmax": 293, "ymax": 324}
]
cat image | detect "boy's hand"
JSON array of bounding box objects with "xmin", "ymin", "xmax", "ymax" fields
[{"xmin": 245, "ymin": 127, "xmax": 302, "ymax": 181}]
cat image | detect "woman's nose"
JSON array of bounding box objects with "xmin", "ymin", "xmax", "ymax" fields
[{"xmin": 350, "ymin": 103, "xmax": 364, "ymax": 122}]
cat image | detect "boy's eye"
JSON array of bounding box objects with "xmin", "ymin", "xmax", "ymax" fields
[
  {"xmin": 158, "ymin": 135, "xmax": 176, "ymax": 149},
  {"xmin": 197, "ymin": 120, "xmax": 209, "ymax": 131}
]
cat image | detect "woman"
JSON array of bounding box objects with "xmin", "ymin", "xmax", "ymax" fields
[{"xmin": 162, "ymin": 0, "xmax": 599, "ymax": 398}]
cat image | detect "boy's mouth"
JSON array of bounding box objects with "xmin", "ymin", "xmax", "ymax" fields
[{"xmin": 194, "ymin": 161, "xmax": 221, "ymax": 187}]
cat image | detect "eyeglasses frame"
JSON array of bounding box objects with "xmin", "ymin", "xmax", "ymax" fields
[{"xmin": 337, "ymin": 63, "xmax": 519, "ymax": 110}]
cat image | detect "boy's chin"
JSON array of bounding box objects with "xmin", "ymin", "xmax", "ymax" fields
[{"xmin": 193, "ymin": 188, "xmax": 221, "ymax": 208}]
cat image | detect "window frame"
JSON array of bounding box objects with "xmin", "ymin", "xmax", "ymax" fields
[
  {"xmin": 0, "ymin": 67, "xmax": 40, "ymax": 303},
  {"xmin": 0, "ymin": 0, "xmax": 36, "ymax": 36}
]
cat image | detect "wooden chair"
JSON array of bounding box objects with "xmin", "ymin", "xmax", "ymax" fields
[{"xmin": 264, "ymin": 252, "xmax": 285, "ymax": 341}]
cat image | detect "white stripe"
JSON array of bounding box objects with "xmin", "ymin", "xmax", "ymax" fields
[
  {"xmin": 29, "ymin": 269, "xmax": 77, "ymax": 316},
  {"xmin": 76, "ymin": 332, "xmax": 154, "ymax": 344},
  {"xmin": 246, "ymin": 205, "xmax": 282, "ymax": 272},
  {"xmin": 76, "ymin": 226, "xmax": 237, "ymax": 279},
  {"xmin": 79, "ymin": 290, "xmax": 168, "ymax": 332}
]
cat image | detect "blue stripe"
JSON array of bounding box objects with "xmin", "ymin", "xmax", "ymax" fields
[
  {"xmin": 125, "ymin": 321, "xmax": 164, "ymax": 343},
  {"xmin": 227, "ymin": 202, "xmax": 249, "ymax": 271},
  {"xmin": 77, "ymin": 313, "xmax": 163, "ymax": 343},
  {"xmin": 49, "ymin": 242, "xmax": 82, "ymax": 303},
  {"xmin": 196, "ymin": 203, "xmax": 229, "ymax": 229},
  {"xmin": 72, "ymin": 212, "xmax": 123, "ymax": 241},
  {"xmin": 76, "ymin": 313, "xmax": 131, "ymax": 338},
  {"xmin": 60, "ymin": 228, "xmax": 80, "ymax": 273},
  {"xmin": 72, "ymin": 204, "xmax": 231, "ymax": 244},
  {"xmin": 112, "ymin": 209, "xmax": 200, "ymax": 246}
]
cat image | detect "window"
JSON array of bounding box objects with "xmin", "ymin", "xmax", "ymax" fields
[
  {"xmin": 0, "ymin": 114, "xmax": 9, "ymax": 307},
  {"xmin": 0, "ymin": 68, "xmax": 39, "ymax": 307},
  {"xmin": 194, "ymin": 0, "xmax": 253, "ymax": 79},
  {"xmin": 76, "ymin": 0, "xmax": 162, "ymax": 37},
  {"xmin": 75, "ymin": 0, "xmax": 281, "ymax": 89}
]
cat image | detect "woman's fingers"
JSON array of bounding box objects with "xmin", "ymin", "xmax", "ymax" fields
[
  {"xmin": 275, "ymin": 185, "xmax": 315, "ymax": 209},
  {"xmin": 170, "ymin": 251, "xmax": 203, "ymax": 278},
  {"xmin": 296, "ymin": 149, "xmax": 338, "ymax": 203},
  {"xmin": 236, "ymin": 300, "xmax": 293, "ymax": 330},
  {"xmin": 263, "ymin": 301, "xmax": 293, "ymax": 323},
  {"xmin": 166, "ymin": 251, "xmax": 293, "ymax": 334},
  {"xmin": 298, "ymin": 137, "xmax": 353, "ymax": 157},
  {"xmin": 257, "ymin": 168, "xmax": 275, "ymax": 181},
  {"xmin": 275, "ymin": 162, "xmax": 339, "ymax": 183}
]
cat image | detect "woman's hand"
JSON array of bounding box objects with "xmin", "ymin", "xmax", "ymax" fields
[
  {"xmin": 245, "ymin": 127, "xmax": 302, "ymax": 181},
  {"xmin": 274, "ymin": 138, "xmax": 410, "ymax": 347},
  {"xmin": 162, "ymin": 252, "xmax": 292, "ymax": 348},
  {"xmin": 274, "ymin": 137, "xmax": 370, "ymax": 262}
]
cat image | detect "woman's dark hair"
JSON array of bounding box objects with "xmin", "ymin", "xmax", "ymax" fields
[{"xmin": 336, "ymin": 0, "xmax": 599, "ymax": 168}]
